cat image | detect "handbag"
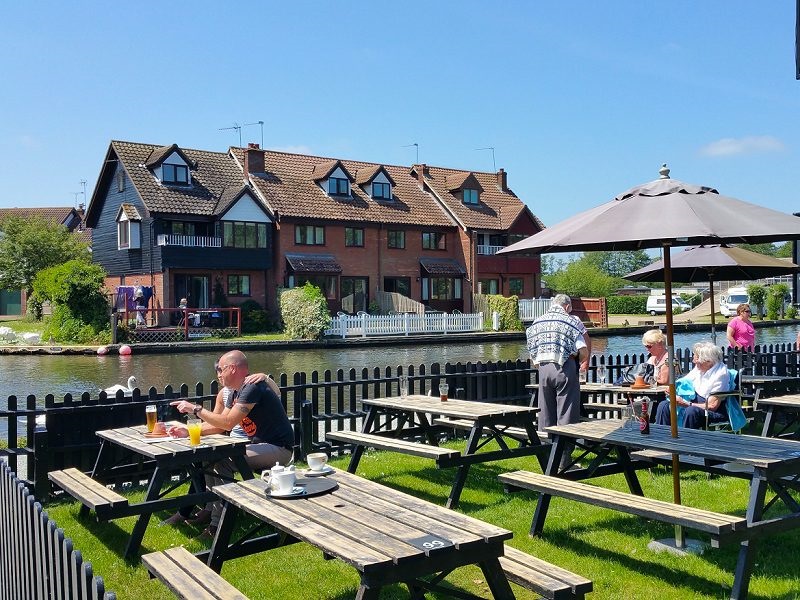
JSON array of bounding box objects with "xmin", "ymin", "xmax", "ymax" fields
[{"xmin": 614, "ymin": 362, "xmax": 655, "ymax": 385}]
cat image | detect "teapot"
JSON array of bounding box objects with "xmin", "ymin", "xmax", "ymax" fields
[{"xmin": 633, "ymin": 374, "xmax": 646, "ymax": 387}]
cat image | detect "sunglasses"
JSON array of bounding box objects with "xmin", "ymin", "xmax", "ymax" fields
[{"xmin": 215, "ymin": 364, "xmax": 231, "ymax": 373}]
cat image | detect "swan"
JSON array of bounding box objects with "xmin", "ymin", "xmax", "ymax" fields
[{"xmin": 104, "ymin": 376, "xmax": 139, "ymax": 395}]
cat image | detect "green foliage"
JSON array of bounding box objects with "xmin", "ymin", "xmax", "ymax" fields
[
  {"xmin": 606, "ymin": 295, "xmax": 648, "ymax": 314},
  {"xmin": 775, "ymin": 241, "xmax": 794, "ymax": 258},
  {"xmin": 786, "ymin": 305, "xmax": 798, "ymax": 319},
  {"xmin": 766, "ymin": 283, "xmax": 790, "ymax": 320},
  {"xmin": 31, "ymin": 260, "xmax": 110, "ymax": 343},
  {"xmin": 238, "ymin": 299, "xmax": 269, "ymax": 334},
  {"xmin": 213, "ymin": 277, "xmax": 228, "ymax": 307},
  {"xmin": 482, "ymin": 295, "xmax": 523, "ymax": 330},
  {"xmin": 739, "ymin": 242, "xmax": 778, "ymax": 256},
  {"xmin": 581, "ymin": 250, "xmax": 652, "ymax": 278},
  {"xmin": 368, "ymin": 300, "xmax": 381, "ymax": 315},
  {"xmin": 746, "ymin": 284, "xmax": 767, "ymax": 319},
  {"xmin": 280, "ymin": 283, "xmax": 331, "ymax": 340},
  {"xmin": 0, "ymin": 215, "xmax": 90, "ymax": 299},
  {"xmin": 545, "ymin": 260, "xmax": 623, "ymax": 297}
]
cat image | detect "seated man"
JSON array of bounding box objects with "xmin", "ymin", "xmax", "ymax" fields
[
  {"xmin": 178, "ymin": 298, "xmax": 200, "ymax": 327},
  {"xmin": 170, "ymin": 350, "xmax": 294, "ymax": 535},
  {"xmin": 654, "ymin": 341, "xmax": 730, "ymax": 429}
]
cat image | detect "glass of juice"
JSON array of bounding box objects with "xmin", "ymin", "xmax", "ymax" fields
[{"xmin": 187, "ymin": 419, "xmax": 202, "ymax": 446}]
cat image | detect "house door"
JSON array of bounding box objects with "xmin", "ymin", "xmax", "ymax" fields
[{"xmin": 175, "ymin": 275, "xmax": 210, "ymax": 308}]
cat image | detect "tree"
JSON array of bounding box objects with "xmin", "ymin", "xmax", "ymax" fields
[
  {"xmin": 775, "ymin": 242, "xmax": 794, "ymax": 258},
  {"xmin": 545, "ymin": 261, "xmax": 621, "ymax": 297},
  {"xmin": 746, "ymin": 284, "xmax": 767, "ymax": 320},
  {"xmin": 738, "ymin": 242, "xmax": 777, "ymax": 256},
  {"xmin": 279, "ymin": 283, "xmax": 331, "ymax": 340},
  {"xmin": 581, "ymin": 250, "xmax": 652, "ymax": 278},
  {"xmin": 0, "ymin": 215, "xmax": 90, "ymax": 299}
]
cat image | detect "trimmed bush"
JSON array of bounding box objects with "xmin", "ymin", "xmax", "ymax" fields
[
  {"xmin": 606, "ymin": 295, "xmax": 648, "ymax": 314},
  {"xmin": 238, "ymin": 299, "xmax": 269, "ymax": 334},
  {"xmin": 280, "ymin": 284, "xmax": 331, "ymax": 340},
  {"xmin": 481, "ymin": 295, "xmax": 522, "ymax": 331}
]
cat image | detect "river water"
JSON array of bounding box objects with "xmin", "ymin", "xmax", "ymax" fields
[{"xmin": 1, "ymin": 324, "xmax": 798, "ymax": 401}]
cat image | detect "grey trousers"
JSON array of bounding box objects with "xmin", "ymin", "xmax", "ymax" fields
[{"xmin": 536, "ymin": 359, "xmax": 580, "ymax": 469}]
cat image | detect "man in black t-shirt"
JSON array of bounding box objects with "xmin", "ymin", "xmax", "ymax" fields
[{"xmin": 172, "ymin": 350, "xmax": 294, "ymax": 534}]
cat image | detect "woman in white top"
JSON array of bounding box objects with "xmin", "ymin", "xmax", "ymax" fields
[{"xmin": 654, "ymin": 341, "xmax": 730, "ymax": 429}]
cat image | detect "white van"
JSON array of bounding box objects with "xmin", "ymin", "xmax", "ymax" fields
[
  {"xmin": 719, "ymin": 287, "xmax": 749, "ymax": 317},
  {"xmin": 645, "ymin": 295, "xmax": 690, "ymax": 316}
]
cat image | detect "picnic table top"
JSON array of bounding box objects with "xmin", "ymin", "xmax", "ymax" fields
[
  {"xmin": 95, "ymin": 423, "xmax": 250, "ymax": 461},
  {"xmin": 212, "ymin": 469, "xmax": 512, "ymax": 576},
  {"xmin": 527, "ymin": 382, "xmax": 668, "ymax": 396},
  {"xmin": 363, "ymin": 395, "xmax": 537, "ymax": 419},
  {"xmin": 755, "ymin": 394, "xmax": 800, "ymax": 408},
  {"xmin": 546, "ymin": 419, "xmax": 800, "ymax": 471}
]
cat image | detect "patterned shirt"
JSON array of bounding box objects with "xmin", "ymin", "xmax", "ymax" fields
[{"xmin": 526, "ymin": 305, "xmax": 584, "ymax": 366}]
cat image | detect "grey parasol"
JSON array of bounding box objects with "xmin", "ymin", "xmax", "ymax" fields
[
  {"xmin": 625, "ymin": 245, "xmax": 798, "ymax": 343},
  {"xmin": 499, "ymin": 165, "xmax": 800, "ymax": 547}
]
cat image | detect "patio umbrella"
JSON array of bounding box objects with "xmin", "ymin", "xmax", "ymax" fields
[
  {"xmin": 499, "ymin": 164, "xmax": 800, "ymax": 544},
  {"xmin": 624, "ymin": 245, "xmax": 798, "ymax": 343}
]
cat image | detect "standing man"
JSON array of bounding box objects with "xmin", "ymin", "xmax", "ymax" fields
[
  {"xmin": 526, "ymin": 294, "xmax": 588, "ymax": 469},
  {"xmin": 171, "ymin": 349, "xmax": 294, "ymax": 535}
]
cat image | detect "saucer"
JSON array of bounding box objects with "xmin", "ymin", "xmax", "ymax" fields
[
  {"xmin": 269, "ymin": 486, "xmax": 306, "ymax": 498},
  {"xmin": 144, "ymin": 432, "xmax": 169, "ymax": 438},
  {"xmin": 305, "ymin": 465, "xmax": 334, "ymax": 477},
  {"xmin": 630, "ymin": 384, "xmax": 651, "ymax": 390}
]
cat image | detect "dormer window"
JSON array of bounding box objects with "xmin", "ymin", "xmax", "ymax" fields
[
  {"xmin": 372, "ymin": 182, "xmax": 391, "ymax": 199},
  {"xmin": 463, "ymin": 188, "xmax": 479, "ymax": 204},
  {"xmin": 162, "ymin": 163, "xmax": 189, "ymax": 185},
  {"xmin": 116, "ymin": 204, "xmax": 141, "ymax": 250},
  {"xmin": 328, "ymin": 177, "xmax": 349, "ymax": 196}
]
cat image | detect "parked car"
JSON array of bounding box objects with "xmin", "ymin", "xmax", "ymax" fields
[{"xmin": 646, "ymin": 295, "xmax": 690, "ymax": 316}]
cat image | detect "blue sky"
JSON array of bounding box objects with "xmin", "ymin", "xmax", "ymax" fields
[{"xmin": 1, "ymin": 2, "xmax": 798, "ymax": 229}]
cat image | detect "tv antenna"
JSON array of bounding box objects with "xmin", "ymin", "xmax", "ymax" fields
[
  {"xmin": 219, "ymin": 122, "xmax": 242, "ymax": 146},
  {"xmin": 475, "ymin": 147, "xmax": 496, "ymax": 171},
  {"xmin": 242, "ymin": 121, "xmax": 264, "ymax": 148},
  {"xmin": 80, "ymin": 180, "xmax": 87, "ymax": 206},
  {"xmin": 402, "ymin": 142, "xmax": 419, "ymax": 163}
]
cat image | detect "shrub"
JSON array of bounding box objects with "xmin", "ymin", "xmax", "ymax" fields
[
  {"xmin": 481, "ymin": 295, "xmax": 522, "ymax": 331},
  {"xmin": 280, "ymin": 284, "xmax": 331, "ymax": 340},
  {"xmin": 606, "ymin": 295, "xmax": 648, "ymax": 314},
  {"xmin": 786, "ymin": 305, "xmax": 798, "ymax": 319},
  {"xmin": 238, "ymin": 299, "xmax": 269, "ymax": 334}
]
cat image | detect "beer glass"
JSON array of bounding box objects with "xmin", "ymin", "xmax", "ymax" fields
[
  {"xmin": 187, "ymin": 419, "xmax": 202, "ymax": 446},
  {"xmin": 398, "ymin": 375, "xmax": 409, "ymax": 399},
  {"xmin": 439, "ymin": 382, "xmax": 449, "ymax": 402},
  {"xmin": 145, "ymin": 404, "xmax": 157, "ymax": 432}
]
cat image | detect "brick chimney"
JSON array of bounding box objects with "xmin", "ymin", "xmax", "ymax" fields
[
  {"xmin": 413, "ymin": 163, "xmax": 428, "ymax": 189},
  {"xmin": 496, "ymin": 168, "xmax": 507, "ymax": 191},
  {"xmin": 244, "ymin": 143, "xmax": 265, "ymax": 179}
]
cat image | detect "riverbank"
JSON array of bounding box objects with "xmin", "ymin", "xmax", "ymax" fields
[{"xmin": 0, "ymin": 318, "xmax": 796, "ymax": 356}]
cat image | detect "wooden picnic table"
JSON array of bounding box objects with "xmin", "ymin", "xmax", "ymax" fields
[
  {"xmin": 520, "ymin": 419, "xmax": 800, "ymax": 599},
  {"xmin": 335, "ymin": 394, "xmax": 548, "ymax": 509},
  {"xmin": 756, "ymin": 393, "xmax": 800, "ymax": 439},
  {"xmin": 52, "ymin": 424, "xmax": 253, "ymax": 558},
  {"xmin": 205, "ymin": 469, "xmax": 517, "ymax": 599},
  {"xmin": 526, "ymin": 382, "xmax": 669, "ymax": 419}
]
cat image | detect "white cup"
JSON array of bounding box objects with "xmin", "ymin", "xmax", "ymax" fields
[
  {"xmin": 307, "ymin": 452, "xmax": 328, "ymax": 471},
  {"xmin": 274, "ymin": 469, "xmax": 296, "ymax": 494}
]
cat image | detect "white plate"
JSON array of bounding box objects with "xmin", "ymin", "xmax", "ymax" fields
[
  {"xmin": 269, "ymin": 486, "xmax": 306, "ymax": 497},
  {"xmin": 304, "ymin": 465, "xmax": 334, "ymax": 476}
]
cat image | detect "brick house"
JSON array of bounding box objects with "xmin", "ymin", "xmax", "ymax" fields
[{"xmin": 85, "ymin": 140, "xmax": 543, "ymax": 318}]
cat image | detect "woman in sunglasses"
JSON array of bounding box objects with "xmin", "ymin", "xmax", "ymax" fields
[
  {"xmin": 642, "ymin": 329, "xmax": 670, "ymax": 385},
  {"xmin": 726, "ymin": 303, "xmax": 755, "ymax": 351}
]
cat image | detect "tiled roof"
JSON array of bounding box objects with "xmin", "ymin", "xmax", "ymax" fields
[
  {"xmin": 419, "ymin": 257, "xmax": 467, "ymax": 275},
  {"xmin": 311, "ymin": 159, "xmax": 352, "ymax": 182},
  {"xmin": 0, "ymin": 207, "xmax": 78, "ymax": 226},
  {"xmin": 120, "ymin": 203, "xmax": 142, "ymax": 220},
  {"xmin": 285, "ymin": 253, "xmax": 342, "ymax": 273},
  {"xmin": 233, "ymin": 148, "xmax": 455, "ymax": 227},
  {"xmin": 423, "ymin": 165, "xmax": 539, "ymax": 231},
  {"xmin": 109, "ymin": 141, "xmax": 246, "ymax": 216}
]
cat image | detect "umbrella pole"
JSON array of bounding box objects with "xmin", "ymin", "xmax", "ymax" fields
[
  {"xmin": 663, "ymin": 248, "xmax": 685, "ymax": 549},
  {"xmin": 708, "ymin": 274, "xmax": 717, "ymax": 345}
]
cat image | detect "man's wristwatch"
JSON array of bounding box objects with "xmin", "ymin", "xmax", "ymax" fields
[{"xmin": 192, "ymin": 405, "xmax": 202, "ymax": 417}]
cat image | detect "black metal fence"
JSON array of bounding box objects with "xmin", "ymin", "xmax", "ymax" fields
[
  {"xmin": 3, "ymin": 345, "xmax": 799, "ymax": 497},
  {"xmin": 0, "ymin": 461, "xmax": 115, "ymax": 599}
]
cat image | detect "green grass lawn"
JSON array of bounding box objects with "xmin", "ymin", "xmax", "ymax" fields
[{"xmin": 43, "ymin": 444, "xmax": 800, "ymax": 599}]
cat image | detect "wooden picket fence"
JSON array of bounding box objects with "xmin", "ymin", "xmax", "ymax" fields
[
  {"xmin": 324, "ymin": 311, "xmax": 484, "ymax": 338},
  {"xmin": 0, "ymin": 461, "xmax": 115, "ymax": 599}
]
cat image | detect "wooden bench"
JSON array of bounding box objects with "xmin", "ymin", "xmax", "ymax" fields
[
  {"xmin": 325, "ymin": 431, "xmax": 461, "ymax": 461},
  {"xmin": 48, "ymin": 468, "xmax": 129, "ymax": 520},
  {"xmin": 432, "ymin": 417, "xmax": 551, "ymax": 443},
  {"xmin": 500, "ymin": 545, "xmax": 592, "ymax": 599},
  {"xmin": 499, "ymin": 471, "xmax": 748, "ymax": 547},
  {"xmin": 143, "ymin": 546, "xmax": 249, "ymax": 600}
]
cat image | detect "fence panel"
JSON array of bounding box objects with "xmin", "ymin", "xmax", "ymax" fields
[
  {"xmin": 0, "ymin": 462, "xmax": 115, "ymax": 599},
  {"xmin": 324, "ymin": 312, "xmax": 483, "ymax": 338}
]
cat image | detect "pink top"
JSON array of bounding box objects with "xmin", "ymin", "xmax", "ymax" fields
[{"xmin": 727, "ymin": 316, "xmax": 755, "ymax": 350}]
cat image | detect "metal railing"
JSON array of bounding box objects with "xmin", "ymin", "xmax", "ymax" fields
[
  {"xmin": 156, "ymin": 234, "xmax": 221, "ymax": 248},
  {"xmin": 477, "ymin": 244, "xmax": 506, "ymax": 255}
]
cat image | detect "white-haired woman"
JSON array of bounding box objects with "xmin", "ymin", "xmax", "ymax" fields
[
  {"xmin": 654, "ymin": 341, "xmax": 729, "ymax": 429},
  {"xmin": 642, "ymin": 329, "xmax": 669, "ymax": 385}
]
